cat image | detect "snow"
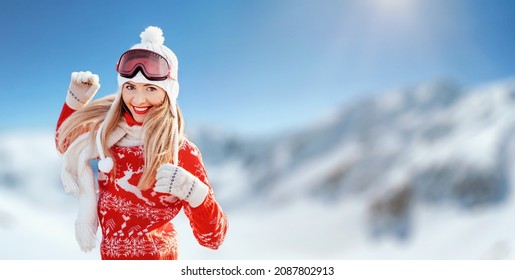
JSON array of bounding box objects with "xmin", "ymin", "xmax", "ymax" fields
[
  {"xmin": 188, "ymin": 197, "xmax": 515, "ymax": 260},
  {"xmin": 0, "ymin": 188, "xmax": 99, "ymax": 259},
  {"xmin": 3, "ymin": 186, "xmax": 515, "ymax": 260}
]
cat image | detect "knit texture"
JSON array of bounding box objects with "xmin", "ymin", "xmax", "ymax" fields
[{"xmin": 98, "ymin": 140, "xmax": 225, "ymax": 259}]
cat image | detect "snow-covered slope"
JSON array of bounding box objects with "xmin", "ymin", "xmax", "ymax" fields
[{"xmin": 2, "ymin": 77, "xmax": 515, "ymax": 259}]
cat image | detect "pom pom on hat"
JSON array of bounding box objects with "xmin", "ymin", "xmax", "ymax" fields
[{"xmin": 140, "ymin": 26, "xmax": 165, "ymax": 45}]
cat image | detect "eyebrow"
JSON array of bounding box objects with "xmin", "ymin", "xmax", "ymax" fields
[{"xmin": 125, "ymin": 82, "xmax": 156, "ymax": 87}]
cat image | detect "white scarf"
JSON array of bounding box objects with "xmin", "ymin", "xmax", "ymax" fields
[{"xmin": 61, "ymin": 120, "xmax": 143, "ymax": 252}]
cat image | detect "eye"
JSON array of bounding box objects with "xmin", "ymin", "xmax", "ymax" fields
[
  {"xmin": 146, "ymin": 86, "xmax": 158, "ymax": 92},
  {"xmin": 125, "ymin": 84, "xmax": 135, "ymax": 90}
]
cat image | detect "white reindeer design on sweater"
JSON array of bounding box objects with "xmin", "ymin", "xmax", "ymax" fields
[{"xmin": 115, "ymin": 164, "xmax": 154, "ymax": 206}]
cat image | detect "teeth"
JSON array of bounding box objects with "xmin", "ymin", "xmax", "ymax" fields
[{"xmin": 133, "ymin": 106, "xmax": 150, "ymax": 113}]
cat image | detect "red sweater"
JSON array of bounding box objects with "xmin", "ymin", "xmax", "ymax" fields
[{"xmin": 56, "ymin": 103, "xmax": 228, "ymax": 259}]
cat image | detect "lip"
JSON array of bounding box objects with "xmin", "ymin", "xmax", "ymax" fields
[{"xmin": 132, "ymin": 106, "xmax": 152, "ymax": 115}]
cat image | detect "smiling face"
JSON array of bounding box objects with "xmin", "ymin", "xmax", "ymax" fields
[{"xmin": 121, "ymin": 81, "xmax": 167, "ymax": 123}]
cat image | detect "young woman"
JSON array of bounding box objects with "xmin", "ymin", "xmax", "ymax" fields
[{"xmin": 56, "ymin": 26, "xmax": 228, "ymax": 260}]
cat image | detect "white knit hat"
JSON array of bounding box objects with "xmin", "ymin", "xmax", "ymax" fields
[{"xmin": 96, "ymin": 26, "xmax": 181, "ymax": 173}]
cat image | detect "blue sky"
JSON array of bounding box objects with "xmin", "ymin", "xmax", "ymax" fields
[{"xmin": 1, "ymin": 0, "xmax": 514, "ymax": 136}]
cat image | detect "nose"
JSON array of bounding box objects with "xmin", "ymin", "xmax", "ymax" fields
[{"xmin": 132, "ymin": 90, "xmax": 146, "ymax": 105}]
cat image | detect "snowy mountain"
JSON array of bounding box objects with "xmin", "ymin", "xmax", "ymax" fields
[
  {"xmin": 196, "ymin": 79, "xmax": 515, "ymax": 203},
  {"xmin": 190, "ymin": 77, "xmax": 515, "ymax": 243},
  {"xmin": 2, "ymin": 77, "xmax": 515, "ymax": 259}
]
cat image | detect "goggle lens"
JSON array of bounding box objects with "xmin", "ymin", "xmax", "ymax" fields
[{"xmin": 116, "ymin": 49, "xmax": 172, "ymax": 81}]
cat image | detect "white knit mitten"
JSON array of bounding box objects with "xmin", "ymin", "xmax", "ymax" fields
[
  {"xmin": 66, "ymin": 71, "xmax": 100, "ymax": 110},
  {"xmin": 154, "ymin": 164, "xmax": 209, "ymax": 208}
]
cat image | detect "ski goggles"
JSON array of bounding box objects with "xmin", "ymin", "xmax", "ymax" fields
[{"xmin": 116, "ymin": 49, "xmax": 173, "ymax": 81}]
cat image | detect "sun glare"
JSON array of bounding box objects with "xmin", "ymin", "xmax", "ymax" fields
[
  {"xmin": 372, "ymin": 0, "xmax": 419, "ymax": 17},
  {"xmin": 363, "ymin": 0, "xmax": 425, "ymax": 37}
]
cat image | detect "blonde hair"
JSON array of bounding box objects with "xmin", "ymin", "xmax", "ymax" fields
[{"xmin": 57, "ymin": 92, "xmax": 184, "ymax": 190}]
